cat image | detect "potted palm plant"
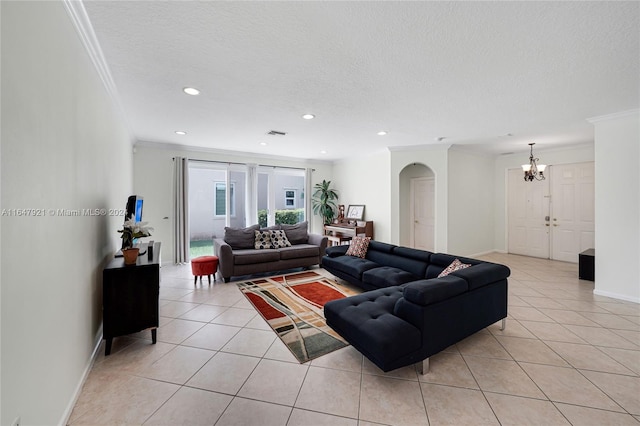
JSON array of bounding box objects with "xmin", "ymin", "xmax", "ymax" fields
[{"xmin": 312, "ymin": 180, "xmax": 339, "ymax": 225}]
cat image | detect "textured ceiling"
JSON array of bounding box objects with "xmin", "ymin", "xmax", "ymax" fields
[{"xmin": 83, "ymin": 1, "xmax": 639, "ymax": 161}]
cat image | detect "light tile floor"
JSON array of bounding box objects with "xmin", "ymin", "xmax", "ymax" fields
[{"xmin": 69, "ymin": 253, "xmax": 640, "ymax": 425}]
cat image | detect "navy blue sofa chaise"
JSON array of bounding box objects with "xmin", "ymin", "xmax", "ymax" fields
[{"xmin": 322, "ymin": 241, "xmax": 510, "ymax": 374}]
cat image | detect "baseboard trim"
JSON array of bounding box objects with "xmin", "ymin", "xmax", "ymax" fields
[
  {"xmin": 468, "ymin": 249, "xmax": 501, "ymax": 258},
  {"xmin": 59, "ymin": 324, "xmax": 103, "ymax": 426},
  {"xmin": 593, "ymin": 289, "xmax": 640, "ymax": 304}
]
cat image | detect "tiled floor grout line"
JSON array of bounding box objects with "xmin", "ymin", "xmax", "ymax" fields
[
  {"xmin": 488, "ymin": 325, "xmax": 557, "ymax": 410},
  {"xmin": 575, "ymin": 367, "xmax": 630, "ymax": 415},
  {"xmin": 70, "ymin": 258, "xmax": 639, "ymax": 425},
  {"xmin": 152, "ymin": 290, "xmax": 265, "ymax": 425},
  {"xmin": 287, "ymin": 359, "xmax": 312, "ymax": 424},
  {"xmin": 356, "ymin": 355, "xmax": 366, "ymax": 424},
  {"xmin": 138, "ymin": 381, "xmax": 184, "ymax": 425},
  {"xmin": 415, "ymin": 372, "xmax": 432, "ymax": 426}
]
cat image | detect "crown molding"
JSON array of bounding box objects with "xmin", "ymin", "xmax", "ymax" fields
[
  {"xmin": 63, "ymin": 0, "xmax": 131, "ymax": 134},
  {"xmin": 134, "ymin": 140, "xmax": 334, "ymax": 166},
  {"xmin": 587, "ymin": 109, "xmax": 640, "ymax": 124},
  {"xmin": 388, "ymin": 143, "xmax": 452, "ymax": 152},
  {"xmin": 447, "ymin": 144, "xmax": 495, "ymax": 158}
]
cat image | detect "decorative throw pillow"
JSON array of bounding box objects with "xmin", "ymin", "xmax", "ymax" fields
[
  {"xmin": 224, "ymin": 224, "xmax": 260, "ymax": 249},
  {"xmin": 254, "ymin": 230, "xmax": 272, "ymax": 249},
  {"xmin": 270, "ymin": 229, "xmax": 292, "ymax": 248},
  {"xmin": 345, "ymin": 236, "xmax": 371, "ymax": 258},
  {"xmin": 281, "ymin": 221, "xmax": 308, "ymax": 245},
  {"xmin": 438, "ymin": 258, "xmax": 471, "ymax": 277}
]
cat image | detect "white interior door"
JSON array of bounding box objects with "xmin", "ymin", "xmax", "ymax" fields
[
  {"xmin": 507, "ymin": 168, "xmax": 550, "ymax": 258},
  {"xmin": 410, "ymin": 177, "xmax": 435, "ymax": 251},
  {"xmin": 550, "ymin": 162, "xmax": 595, "ymax": 262}
]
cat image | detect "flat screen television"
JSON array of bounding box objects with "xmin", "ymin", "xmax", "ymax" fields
[{"xmin": 125, "ymin": 195, "xmax": 143, "ymax": 222}]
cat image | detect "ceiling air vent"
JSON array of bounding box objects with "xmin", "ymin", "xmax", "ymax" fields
[{"xmin": 267, "ymin": 130, "xmax": 287, "ymax": 136}]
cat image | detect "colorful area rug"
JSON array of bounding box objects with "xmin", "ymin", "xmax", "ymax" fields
[{"xmin": 237, "ymin": 271, "xmax": 359, "ymax": 363}]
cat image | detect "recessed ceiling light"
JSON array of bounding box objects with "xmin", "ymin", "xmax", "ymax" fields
[
  {"xmin": 259, "ymin": 142, "xmax": 268, "ymax": 146},
  {"xmin": 302, "ymin": 114, "xmax": 315, "ymax": 120},
  {"xmin": 183, "ymin": 87, "xmax": 200, "ymax": 96},
  {"xmin": 320, "ymin": 150, "xmax": 327, "ymax": 154},
  {"xmin": 377, "ymin": 131, "xmax": 388, "ymax": 136},
  {"xmin": 175, "ymin": 131, "xmax": 187, "ymax": 135}
]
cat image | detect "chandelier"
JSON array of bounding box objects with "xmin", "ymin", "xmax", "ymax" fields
[{"xmin": 522, "ymin": 143, "xmax": 546, "ymax": 181}]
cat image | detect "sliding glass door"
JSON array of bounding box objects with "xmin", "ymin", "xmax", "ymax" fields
[
  {"xmin": 258, "ymin": 166, "xmax": 306, "ymax": 227},
  {"xmin": 188, "ymin": 161, "xmax": 306, "ymax": 257},
  {"xmin": 189, "ymin": 162, "xmax": 246, "ymax": 256}
]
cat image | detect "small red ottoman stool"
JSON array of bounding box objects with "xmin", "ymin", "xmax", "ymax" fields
[{"xmin": 191, "ymin": 256, "xmax": 219, "ymax": 285}]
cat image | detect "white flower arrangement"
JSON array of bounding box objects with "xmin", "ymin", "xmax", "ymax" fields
[{"xmin": 118, "ymin": 219, "xmax": 153, "ymax": 249}]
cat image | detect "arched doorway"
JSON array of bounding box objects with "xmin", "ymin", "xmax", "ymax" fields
[{"xmin": 399, "ymin": 163, "xmax": 435, "ymax": 250}]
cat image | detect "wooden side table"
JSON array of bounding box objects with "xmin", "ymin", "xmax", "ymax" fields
[{"xmin": 103, "ymin": 242, "xmax": 161, "ymax": 355}]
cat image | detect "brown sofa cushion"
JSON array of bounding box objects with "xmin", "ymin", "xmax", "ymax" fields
[
  {"xmin": 281, "ymin": 221, "xmax": 309, "ymax": 245},
  {"xmin": 224, "ymin": 224, "xmax": 260, "ymax": 249}
]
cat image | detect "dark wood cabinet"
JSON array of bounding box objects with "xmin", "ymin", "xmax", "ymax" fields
[{"xmin": 102, "ymin": 242, "xmax": 161, "ymax": 355}]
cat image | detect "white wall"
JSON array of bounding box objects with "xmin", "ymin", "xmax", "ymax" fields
[
  {"xmin": 0, "ymin": 3, "xmax": 3, "ymax": 422},
  {"xmin": 390, "ymin": 146, "xmax": 449, "ymax": 250},
  {"xmin": 493, "ymin": 144, "xmax": 595, "ymax": 252},
  {"xmin": 447, "ymin": 147, "xmax": 495, "ymax": 256},
  {"xmin": 1, "ymin": 2, "xmax": 133, "ymax": 424},
  {"xmin": 133, "ymin": 142, "xmax": 332, "ymax": 262},
  {"xmin": 591, "ymin": 110, "xmax": 640, "ymax": 303},
  {"xmin": 333, "ymin": 150, "xmax": 392, "ymax": 242}
]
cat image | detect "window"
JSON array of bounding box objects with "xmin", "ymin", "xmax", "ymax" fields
[
  {"xmin": 214, "ymin": 182, "xmax": 235, "ymax": 216},
  {"xmin": 284, "ymin": 189, "xmax": 296, "ymax": 208}
]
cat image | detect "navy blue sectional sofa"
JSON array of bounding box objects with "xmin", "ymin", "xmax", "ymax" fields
[{"xmin": 322, "ymin": 241, "xmax": 510, "ymax": 373}]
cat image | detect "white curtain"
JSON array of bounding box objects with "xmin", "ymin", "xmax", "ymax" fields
[
  {"xmin": 173, "ymin": 157, "xmax": 190, "ymax": 263},
  {"xmin": 305, "ymin": 167, "xmax": 313, "ymax": 226},
  {"xmin": 245, "ymin": 163, "xmax": 258, "ymax": 226}
]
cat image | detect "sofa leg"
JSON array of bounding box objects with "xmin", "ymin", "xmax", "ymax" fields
[
  {"xmin": 500, "ymin": 318, "xmax": 506, "ymax": 331},
  {"xmin": 223, "ymin": 277, "xmax": 230, "ymax": 283},
  {"xmin": 418, "ymin": 358, "xmax": 430, "ymax": 375}
]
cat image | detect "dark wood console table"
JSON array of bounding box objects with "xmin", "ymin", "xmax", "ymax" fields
[{"xmin": 102, "ymin": 241, "xmax": 161, "ymax": 355}]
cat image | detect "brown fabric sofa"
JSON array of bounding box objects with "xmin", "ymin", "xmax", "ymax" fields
[{"xmin": 213, "ymin": 221, "xmax": 328, "ymax": 282}]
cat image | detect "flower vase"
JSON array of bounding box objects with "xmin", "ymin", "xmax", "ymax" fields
[{"xmin": 122, "ymin": 248, "xmax": 139, "ymax": 265}]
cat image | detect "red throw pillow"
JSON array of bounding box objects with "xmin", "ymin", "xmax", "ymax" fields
[
  {"xmin": 438, "ymin": 258, "xmax": 471, "ymax": 277},
  {"xmin": 345, "ymin": 236, "xmax": 371, "ymax": 258}
]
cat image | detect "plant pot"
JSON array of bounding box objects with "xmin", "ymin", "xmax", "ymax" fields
[{"xmin": 122, "ymin": 248, "xmax": 139, "ymax": 265}]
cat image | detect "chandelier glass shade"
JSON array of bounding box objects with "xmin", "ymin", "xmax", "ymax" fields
[{"xmin": 522, "ymin": 143, "xmax": 546, "ymax": 181}]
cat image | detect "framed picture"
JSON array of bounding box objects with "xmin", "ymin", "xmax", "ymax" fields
[{"xmin": 346, "ymin": 205, "xmax": 365, "ymax": 220}]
